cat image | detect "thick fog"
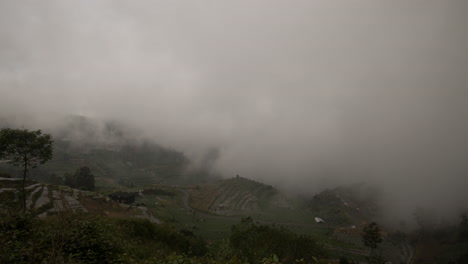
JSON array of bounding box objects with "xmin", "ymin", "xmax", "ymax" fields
[{"xmin": 1, "ymin": 1, "xmax": 467, "ymax": 222}]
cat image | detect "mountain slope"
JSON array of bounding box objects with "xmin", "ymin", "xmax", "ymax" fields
[
  {"xmin": 0, "ymin": 177, "xmax": 156, "ymax": 221},
  {"xmin": 189, "ymin": 176, "xmax": 290, "ymax": 215}
]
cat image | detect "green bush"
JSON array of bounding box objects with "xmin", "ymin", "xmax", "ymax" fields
[
  {"xmin": 0, "ymin": 209, "xmax": 123, "ymax": 264},
  {"xmin": 43, "ymin": 213, "xmax": 123, "ymax": 264},
  {"xmin": 0, "ymin": 207, "xmax": 329, "ymax": 264},
  {"xmin": 114, "ymin": 218, "xmax": 207, "ymax": 258},
  {"xmin": 229, "ymin": 217, "xmax": 326, "ymax": 264},
  {"xmin": 0, "ymin": 209, "xmax": 40, "ymax": 264}
]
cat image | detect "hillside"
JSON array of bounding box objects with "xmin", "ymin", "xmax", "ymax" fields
[
  {"xmin": 308, "ymin": 183, "xmax": 380, "ymax": 225},
  {"xmin": 0, "ymin": 119, "xmax": 413, "ymax": 264},
  {"xmin": 0, "ymin": 116, "xmax": 220, "ymax": 189},
  {"xmin": 188, "ymin": 176, "xmax": 290, "ymax": 215},
  {"xmin": 187, "ymin": 176, "xmax": 379, "ymax": 225},
  {"xmin": 0, "ymin": 177, "xmax": 157, "ymax": 222},
  {"xmin": 0, "ymin": 175, "xmax": 417, "ymax": 263}
]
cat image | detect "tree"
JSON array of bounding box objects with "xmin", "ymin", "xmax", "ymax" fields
[
  {"xmin": 0, "ymin": 128, "xmax": 53, "ymax": 210},
  {"xmin": 64, "ymin": 166, "xmax": 95, "ymax": 191},
  {"xmin": 75, "ymin": 166, "xmax": 95, "ymax": 191},
  {"xmin": 362, "ymin": 222, "xmax": 383, "ymax": 264}
]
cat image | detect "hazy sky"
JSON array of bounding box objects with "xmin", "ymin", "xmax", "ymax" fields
[{"xmin": 1, "ymin": 0, "xmax": 467, "ymax": 221}]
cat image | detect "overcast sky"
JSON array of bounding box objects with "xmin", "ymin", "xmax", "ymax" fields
[{"xmin": 1, "ymin": 0, "xmax": 467, "ymax": 222}]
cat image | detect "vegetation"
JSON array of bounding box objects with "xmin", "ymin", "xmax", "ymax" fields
[
  {"xmin": 0, "ymin": 128, "xmax": 53, "ymax": 210},
  {"xmin": 410, "ymin": 213, "xmax": 468, "ymax": 264},
  {"xmin": 64, "ymin": 166, "xmax": 95, "ymax": 191},
  {"xmin": 0, "ymin": 115, "xmax": 465, "ymax": 264},
  {"xmin": 0, "ymin": 203, "xmax": 329, "ymax": 264},
  {"xmin": 362, "ymin": 222, "xmax": 383, "ymax": 250},
  {"xmin": 0, "ymin": 206, "xmax": 120, "ymax": 264},
  {"xmin": 0, "ymin": 167, "xmax": 412, "ymax": 264},
  {"xmin": 0, "ymin": 204, "xmax": 207, "ymax": 264},
  {"xmin": 229, "ymin": 217, "xmax": 326, "ymax": 264},
  {"xmin": 2, "ymin": 124, "xmax": 463, "ymax": 263},
  {"xmin": 362, "ymin": 222, "xmax": 383, "ymax": 264}
]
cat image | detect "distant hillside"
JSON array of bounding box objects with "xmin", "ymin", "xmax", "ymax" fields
[
  {"xmin": 188, "ymin": 176, "xmax": 290, "ymax": 215},
  {"xmin": 0, "ymin": 116, "xmax": 220, "ymax": 188},
  {"xmin": 308, "ymin": 183, "xmax": 380, "ymax": 225},
  {"xmin": 43, "ymin": 138, "xmax": 189, "ymax": 187}
]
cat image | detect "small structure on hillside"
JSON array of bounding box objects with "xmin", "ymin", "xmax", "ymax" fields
[
  {"xmin": 109, "ymin": 192, "xmax": 137, "ymax": 204},
  {"xmin": 315, "ymin": 217, "xmax": 325, "ymax": 223}
]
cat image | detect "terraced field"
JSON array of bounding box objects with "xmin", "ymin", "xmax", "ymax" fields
[
  {"xmin": 189, "ymin": 176, "xmax": 290, "ymax": 215},
  {"xmin": 0, "ymin": 177, "xmax": 157, "ymax": 222}
]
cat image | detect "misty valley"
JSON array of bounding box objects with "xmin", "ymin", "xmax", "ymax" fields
[
  {"xmin": 1, "ymin": 1, "xmax": 468, "ymax": 263},
  {"xmin": 1, "ymin": 117, "xmax": 467, "ymax": 264}
]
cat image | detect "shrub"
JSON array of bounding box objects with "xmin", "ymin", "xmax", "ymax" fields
[
  {"xmin": 0, "ymin": 208, "xmax": 123, "ymax": 264},
  {"xmin": 112, "ymin": 218, "xmax": 207, "ymax": 260},
  {"xmin": 0, "ymin": 208, "xmax": 40, "ymax": 264},
  {"xmin": 42, "ymin": 213, "xmax": 123, "ymax": 264},
  {"xmin": 230, "ymin": 217, "xmax": 326, "ymax": 264}
]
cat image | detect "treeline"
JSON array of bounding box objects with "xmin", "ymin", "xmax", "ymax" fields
[{"xmin": 410, "ymin": 212, "xmax": 468, "ymax": 264}]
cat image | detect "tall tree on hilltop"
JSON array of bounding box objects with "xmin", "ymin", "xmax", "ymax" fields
[
  {"xmin": 75, "ymin": 166, "xmax": 95, "ymax": 191},
  {"xmin": 0, "ymin": 128, "xmax": 53, "ymax": 210},
  {"xmin": 362, "ymin": 222, "xmax": 383, "ymax": 264}
]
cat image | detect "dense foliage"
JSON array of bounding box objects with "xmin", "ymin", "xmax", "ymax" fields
[
  {"xmin": 362, "ymin": 222, "xmax": 383, "ymax": 264},
  {"xmin": 0, "ymin": 128, "xmax": 53, "ymax": 170},
  {"xmin": 0, "ymin": 128, "xmax": 53, "ymax": 209},
  {"xmin": 0, "ymin": 205, "xmax": 331, "ymax": 264},
  {"xmin": 0, "ymin": 205, "xmax": 208, "ymax": 264},
  {"xmin": 362, "ymin": 222, "xmax": 382, "ymax": 250},
  {"xmin": 229, "ymin": 217, "xmax": 326, "ymax": 264},
  {"xmin": 0, "ymin": 206, "xmax": 121, "ymax": 264},
  {"xmin": 64, "ymin": 166, "xmax": 95, "ymax": 191}
]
